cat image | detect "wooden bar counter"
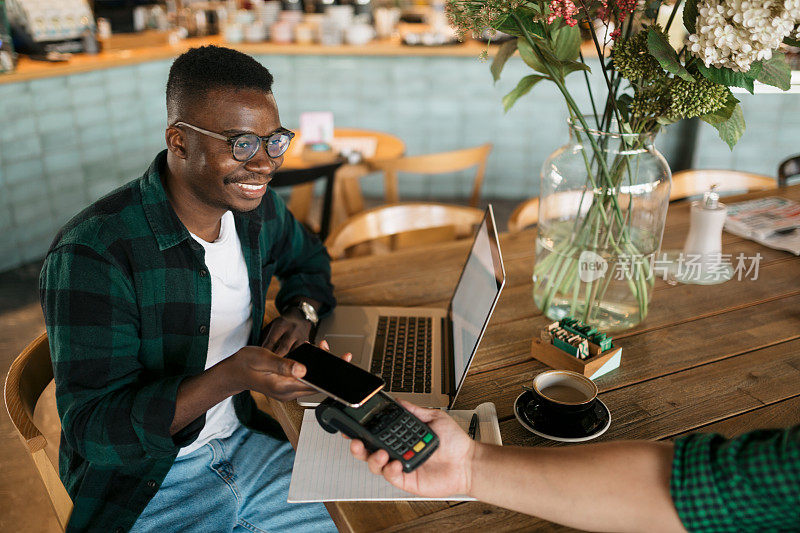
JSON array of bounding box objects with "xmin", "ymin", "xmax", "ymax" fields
[{"xmin": 0, "ymin": 35, "xmax": 526, "ymax": 85}]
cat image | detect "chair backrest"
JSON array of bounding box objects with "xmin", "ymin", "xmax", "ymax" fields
[
  {"xmin": 325, "ymin": 202, "xmax": 485, "ymax": 259},
  {"xmin": 271, "ymin": 161, "xmax": 344, "ymax": 241},
  {"xmin": 778, "ymin": 155, "xmax": 800, "ymax": 187},
  {"xmin": 271, "ymin": 161, "xmax": 344, "ymax": 188},
  {"xmin": 508, "ymin": 197, "xmax": 540, "ymax": 232},
  {"xmin": 371, "ymin": 144, "xmax": 493, "ymax": 208},
  {"xmin": 670, "ymin": 169, "xmax": 776, "ymax": 201},
  {"xmin": 4, "ymin": 332, "xmax": 72, "ymax": 530}
]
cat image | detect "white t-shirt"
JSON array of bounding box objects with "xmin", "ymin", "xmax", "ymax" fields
[{"xmin": 178, "ymin": 210, "xmax": 252, "ymax": 457}]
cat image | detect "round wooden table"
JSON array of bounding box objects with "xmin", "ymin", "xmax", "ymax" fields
[
  {"xmin": 279, "ymin": 128, "xmax": 406, "ymax": 234},
  {"xmin": 282, "ymin": 127, "xmax": 406, "ymax": 169}
]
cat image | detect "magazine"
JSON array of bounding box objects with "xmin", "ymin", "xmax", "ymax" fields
[{"xmin": 724, "ymin": 197, "xmax": 800, "ymax": 255}]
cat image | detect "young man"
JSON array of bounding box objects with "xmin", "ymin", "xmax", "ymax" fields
[
  {"xmin": 40, "ymin": 46, "xmax": 339, "ymax": 532},
  {"xmin": 349, "ymin": 401, "xmax": 800, "ymax": 532}
]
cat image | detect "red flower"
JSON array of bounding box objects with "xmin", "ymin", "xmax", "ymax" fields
[
  {"xmin": 599, "ymin": 0, "xmax": 638, "ymax": 38},
  {"xmin": 548, "ymin": 0, "xmax": 581, "ymax": 26}
]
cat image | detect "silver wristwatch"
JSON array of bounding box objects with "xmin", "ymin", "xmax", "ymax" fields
[{"xmin": 292, "ymin": 301, "xmax": 319, "ymax": 327}]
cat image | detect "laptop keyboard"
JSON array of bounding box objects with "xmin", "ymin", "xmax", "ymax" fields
[{"xmin": 370, "ymin": 316, "xmax": 432, "ymax": 393}]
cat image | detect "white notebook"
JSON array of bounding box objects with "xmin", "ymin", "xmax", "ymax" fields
[{"xmin": 287, "ymin": 402, "xmax": 502, "ymax": 503}]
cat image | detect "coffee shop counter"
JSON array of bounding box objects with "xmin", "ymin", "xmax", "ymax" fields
[
  {"xmin": 0, "ymin": 35, "xmax": 532, "ymax": 85},
  {"xmin": 0, "ymin": 34, "xmax": 796, "ymax": 275}
]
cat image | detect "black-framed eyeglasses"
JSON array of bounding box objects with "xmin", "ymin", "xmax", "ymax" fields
[{"xmin": 174, "ymin": 121, "xmax": 296, "ymax": 162}]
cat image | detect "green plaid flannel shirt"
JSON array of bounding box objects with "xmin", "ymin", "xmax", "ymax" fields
[
  {"xmin": 40, "ymin": 151, "xmax": 335, "ymax": 532},
  {"xmin": 671, "ymin": 425, "xmax": 800, "ymax": 531}
]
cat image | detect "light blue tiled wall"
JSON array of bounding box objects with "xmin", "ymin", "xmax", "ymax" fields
[{"xmin": 0, "ymin": 52, "xmax": 798, "ymax": 272}]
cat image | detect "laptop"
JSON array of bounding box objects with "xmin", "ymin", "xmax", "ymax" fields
[{"xmin": 299, "ymin": 205, "xmax": 506, "ymax": 409}]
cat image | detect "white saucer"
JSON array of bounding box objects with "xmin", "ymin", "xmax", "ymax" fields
[{"xmin": 514, "ymin": 391, "xmax": 611, "ymax": 443}]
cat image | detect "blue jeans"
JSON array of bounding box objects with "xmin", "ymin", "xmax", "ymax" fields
[{"xmin": 131, "ymin": 425, "xmax": 336, "ymax": 532}]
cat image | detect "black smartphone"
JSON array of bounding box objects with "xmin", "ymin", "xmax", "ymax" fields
[{"xmin": 285, "ymin": 343, "xmax": 385, "ymax": 407}]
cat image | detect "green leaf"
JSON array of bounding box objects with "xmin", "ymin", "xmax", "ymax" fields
[
  {"xmin": 746, "ymin": 61, "xmax": 763, "ymax": 79},
  {"xmin": 702, "ymin": 103, "xmax": 745, "ymax": 149},
  {"xmin": 617, "ymin": 94, "xmax": 633, "ymax": 122},
  {"xmin": 517, "ymin": 27, "xmax": 587, "ymax": 79},
  {"xmin": 700, "ymin": 89, "xmax": 739, "ymax": 125},
  {"xmin": 647, "ymin": 28, "xmax": 694, "ymax": 82},
  {"xmin": 561, "ymin": 59, "xmax": 592, "ymax": 75},
  {"xmin": 755, "ymin": 51, "xmax": 791, "ymax": 91},
  {"xmin": 697, "ymin": 62, "xmax": 760, "ymax": 94},
  {"xmin": 491, "ymin": 39, "xmax": 519, "ymax": 82},
  {"xmin": 645, "ymin": 0, "xmax": 661, "ymax": 19},
  {"xmin": 656, "ymin": 116, "xmax": 681, "ymax": 125},
  {"xmin": 517, "ymin": 38, "xmax": 547, "ymax": 74},
  {"xmin": 519, "ymin": 25, "xmax": 564, "ymax": 63},
  {"xmin": 502, "ymin": 75, "xmax": 548, "ymax": 112},
  {"xmin": 533, "ymin": 39, "xmax": 562, "ymax": 66},
  {"xmin": 551, "ymin": 23, "xmax": 581, "ymax": 62},
  {"xmin": 785, "ymin": 36, "xmax": 800, "ymax": 47},
  {"xmin": 518, "ymin": 37, "xmax": 560, "ymax": 74},
  {"xmin": 495, "ymin": 11, "xmax": 544, "ymax": 39},
  {"xmin": 683, "ymin": 0, "xmax": 699, "ymax": 34}
]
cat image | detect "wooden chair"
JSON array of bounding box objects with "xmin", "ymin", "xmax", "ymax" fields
[
  {"xmin": 325, "ymin": 202, "xmax": 485, "ymax": 259},
  {"xmin": 4, "ymin": 332, "xmax": 72, "ymax": 530},
  {"xmin": 271, "ymin": 160, "xmax": 344, "ymax": 241},
  {"xmin": 670, "ymin": 169, "xmax": 776, "ymax": 201},
  {"xmin": 778, "ymin": 155, "xmax": 800, "ymax": 187},
  {"xmin": 508, "ymin": 191, "xmax": 598, "ymax": 232},
  {"xmin": 367, "ymin": 144, "xmax": 493, "ymax": 211},
  {"xmin": 508, "ymin": 197, "xmax": 540, "ymax": 232}
]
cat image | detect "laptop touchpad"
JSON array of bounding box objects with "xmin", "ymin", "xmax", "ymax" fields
[{"xmin": 321, "ymin": 334, "xmax": 367, "ymax": 366}]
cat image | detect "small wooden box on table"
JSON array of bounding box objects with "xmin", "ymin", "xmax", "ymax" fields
[{"xmin": 531, "ymin": 338, "xmax": 622, "ymax": 377}]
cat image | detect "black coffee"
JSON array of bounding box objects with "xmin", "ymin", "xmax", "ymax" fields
[{"xmin": 540, "ymin": 384, "xmax": 589, "ymax": 403}]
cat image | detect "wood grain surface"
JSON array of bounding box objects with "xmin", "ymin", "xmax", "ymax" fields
[{"xmin": 268, "ymin": 185, "xmax": 800, "ymax": 532}]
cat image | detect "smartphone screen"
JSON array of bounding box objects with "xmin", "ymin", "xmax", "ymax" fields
[{"xmin": 285, "ymin": 343, "xmax": 385, "ymax": 407}]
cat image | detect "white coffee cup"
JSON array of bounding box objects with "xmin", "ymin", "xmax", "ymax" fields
[{"xmin": 345, "ymin": 23, "xmax": 375, "ymax": 45}]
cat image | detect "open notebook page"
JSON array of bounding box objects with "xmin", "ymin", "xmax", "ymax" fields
[{"xmin": 288, "ymin": 403, "xmax": 501, "ymax": 503}]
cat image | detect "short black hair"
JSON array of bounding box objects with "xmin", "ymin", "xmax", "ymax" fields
[{"xmin": 166, "ymin": 45, "xmax": 274, "ymax": 122}]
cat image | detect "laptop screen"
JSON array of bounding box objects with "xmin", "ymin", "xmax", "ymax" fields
[{"xmin": 449, "ymin": 206, "xmax": 505, "ymax": 398}]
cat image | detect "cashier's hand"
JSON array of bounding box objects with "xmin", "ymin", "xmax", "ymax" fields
[
  {"xmin": 349, "ymin": 401, "xmax": 477, "ymax": 498},
  {"xmin": 227, "ymin": 340, "xmax": 351, "ymax": 402}
]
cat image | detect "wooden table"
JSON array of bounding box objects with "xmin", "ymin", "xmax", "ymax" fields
[
  {"xmin": 267, "ymin": 185, "xmax": 800, "ymax": 532},
  {"xmin": 281, "ymin": 128, "xmax": 406, "ymax": 232}
]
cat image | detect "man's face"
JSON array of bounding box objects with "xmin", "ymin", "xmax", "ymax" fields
[{"xmin": 175, "ymin": 88, "xmax": 285, "ymax": 214}]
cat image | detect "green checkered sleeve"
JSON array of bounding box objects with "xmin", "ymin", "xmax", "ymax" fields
[
  {"xmin": 41, "ymin": 242, "xmax": 195, "ymax": 466},
  {"xmin": 267, "ymin": 191, "xmax": 335, "ymax": 316},
  {"xmin": 670, "ymin": 426, "xmax": 800, "ymax": 532}
]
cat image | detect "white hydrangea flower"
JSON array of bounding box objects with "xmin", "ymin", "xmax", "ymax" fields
[{"xmin": 688, "ymin": 0, "xmax": 800, "ymax": 72}]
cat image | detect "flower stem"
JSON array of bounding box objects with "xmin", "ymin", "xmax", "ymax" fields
[{"xmin": 664, "ymin": 0, "xmax": 683, "ymax": 34}]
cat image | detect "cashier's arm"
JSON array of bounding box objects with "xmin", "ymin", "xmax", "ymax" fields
[{"xmin": 349, "ymin": 401, "xmax": 685, "ymax": 533}]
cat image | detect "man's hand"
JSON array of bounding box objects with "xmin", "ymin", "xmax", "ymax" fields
[
  {"xmin": 262, "ymin": 308, "xmax": 312, "ymax": 356},
  {"xmin": 349, "ymin": 401, "xmax": 478, "ymax": 498},
  {"xmin": 223, "ymin": 340, "xmax": 352, "ymax": 402},
  {"xmin": 224, "ymin": 344, "xmax": 313, "ymax": 401}
]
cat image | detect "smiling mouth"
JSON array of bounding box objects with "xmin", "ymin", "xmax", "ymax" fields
[
  {"xmin": 236, "ymin": 183, "xmax": 267, "ymax": 191},
  {"xmin": 230, "ymin": 181, "xmax": 269, "ymax": 199}
]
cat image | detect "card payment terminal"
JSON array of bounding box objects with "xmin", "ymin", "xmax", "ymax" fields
[{"xmin": 316, "ymin": 391, "xmax": 439, "ymax": 473}]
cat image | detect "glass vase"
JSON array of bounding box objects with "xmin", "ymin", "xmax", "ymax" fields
[{"xmin": 533, "ymin": 118, "xmax": 672, "ymax": 332}]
